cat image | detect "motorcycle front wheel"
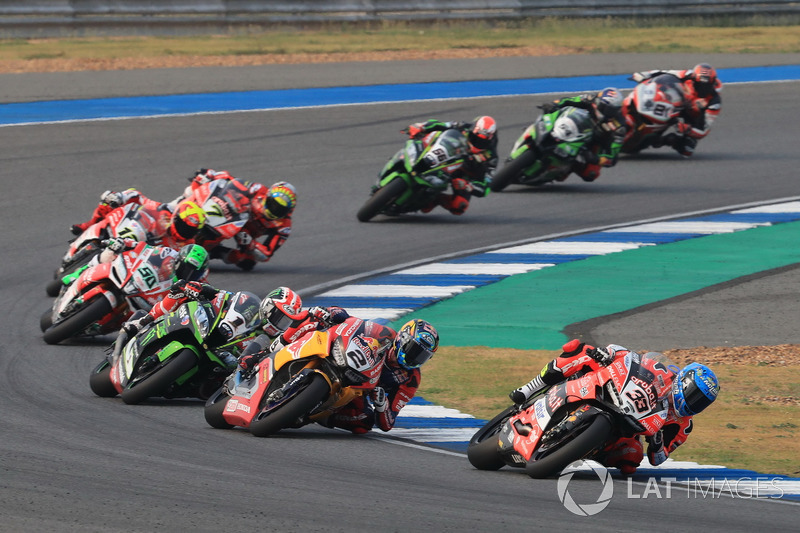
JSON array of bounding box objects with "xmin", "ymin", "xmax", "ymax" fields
[
  {"xmin": 490, "ymin": 150, "xmax": 537, "ymax": 192},
  {"xmin": 466, "ymin": 405, "xmax": 516, "ymax": 471},
  {"xmin": 204, "ymin": 391, "xmax": 234, "ymax": 429},
  {"xmin": 356, "ymin": 178, "xmax": 407, "ymax": 222},
  {"xmin": 89, "ymin": 360, "xmax": 118, "ymax": 398},
  {"xmin": 120, "ymin": 348, "xmax": 196, "ymax": 405},
  {"xmin": 43, "ymin": 297, "xmax": 112, "ymax": 345},
  {"xmin": 249, "ymin": 373, "xmax": 330, "ymax": 438},
  {"xmin": 525, "ymin": 413, "xmax": 612, "ymax": 479}
]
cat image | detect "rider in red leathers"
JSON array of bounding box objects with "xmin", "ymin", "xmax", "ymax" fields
[
  {"xmin": 630, "ymin": 63, "xmax": 722, "ymax": 157},
  {"xmin": 71, "ymin": 188, "xmax": 208, "ymax": 250},
  {"xmin": 509, "ymin": 339, "xmax": 720, "ymax": 474},
  {"xmin": 183, "ymin": 169, "xmax": 296, "ymax": 271},
  {"xmin": 403, "ymin": 116, "xmax": 498, "ymax": 215}
]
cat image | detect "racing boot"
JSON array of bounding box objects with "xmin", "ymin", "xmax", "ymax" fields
[{"xmin": 509, "ymin": 375, "xmax": 547, "ymax": 405}]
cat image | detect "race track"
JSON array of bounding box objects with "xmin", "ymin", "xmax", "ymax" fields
[{"xmin": 1, "ymin": 54, "xmax": 799, "ymax": 531}]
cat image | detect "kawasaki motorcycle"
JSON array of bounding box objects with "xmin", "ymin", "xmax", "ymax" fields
[
  {"xmin": 357, "ymin": 128, "xmax": 469, "ymax": 222},
  {"xmin": 489, "ymin": 107, "xmax": 595, "ymax": 191},
  {"xmin": 89, "ymin": 290, "xmax": 261, "ymax": 404},
  {"xmin": 204, "ymin": 316, "xmax": 385, "ymax": 437},
  {"xmin": 467, "ymin": 348, "xmax": 677, "ymax": 478}
]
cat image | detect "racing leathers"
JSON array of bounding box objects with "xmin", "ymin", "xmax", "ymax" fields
[
  {"xmin": 404, "ymin": 119, "xmax": 497, "ymax": 215},
  {"xmin": 539, "ymin": 94, "xmax": 626, "ymax": 181},
  {"xmin": 509, "ymin": 339, "xmax": 693, "ymax": 475}
]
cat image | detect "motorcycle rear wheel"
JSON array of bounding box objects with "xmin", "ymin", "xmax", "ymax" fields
[
  {"xmin": 490, "ymin": 150, "xmax": 537, "ymax": 192},
  {"xmin": 120, "ymin": 348, "xmax": 196, "ymax": 405},
  {"xmin": 525, "ymin": 413, "xmax": 613, "ymax": 479},
  {"xmin": 89, "ymin": 360, "xmax": 118, "ymax": 398},
  {"xmin": 356, "ymin": 178, "xmax": 407, "ymax": 222},
  {"xmin": 43, "ymin": 297, "xmax": 112, "ymax": 345},
  {"xmin": 249, "ymin": 373, "xmax": 330, "ymax": 438},
  {"xmin": 466, "ymin": 405, "xmax": 516, "ymax": 470},
  {"xmin": 204, "ymin": 391, "xmax": 234, "ymax": 429}
]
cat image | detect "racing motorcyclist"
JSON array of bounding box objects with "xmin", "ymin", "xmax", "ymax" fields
[
  {"xmin": 630, "ymin": 63, "xmax": 722, "ymax": 157},
  {"xmin": 538, "ymin": 87, "xmax": 626, "ymax": 181},
  {"xmin": 70, "ymin": 188, "xmax": 208, "ymax": 250},
  {"xmin": 403, "ymin": 116, "xmax": 498, "ymax": 215},
  {"xmin": 509, "ymin": 339, "xmax": 720, "ymax": 474},
  {"xmin": 183, "ymin": 169, "xmax": 297, "ymax": 271}
]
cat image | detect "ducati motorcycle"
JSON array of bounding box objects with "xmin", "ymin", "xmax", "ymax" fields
[
  {"xmin": 467, "ymin": 349, "xmax": 676, "ymax": 478},
  {"xmin": 357, "ymin": 129, "xmax": 469, "ymax": 222},
  {"xmin": 42, "ymin": 241, "xmax": 176, "ymax": 345},
  {"xmin": 47, "ymin": 203, "xmax": 163, "ymax": 297},
  {"xmin": 204, "ymin": 316, "xmax": 385, "ymax": 437},
  {"xmin": 183, "ymin": 178, "xmax": 250, "ymax": 247},
  {"xmin": 490, "ymin": 107, "xmax": 596, "ymax": 192},
  {"xmin": 621, "ymin": 73, "xmax": 687, "ymax": 153},
  {"xmin": 89, "ymin": 290, "xmax": 261, "ymax": 404}
]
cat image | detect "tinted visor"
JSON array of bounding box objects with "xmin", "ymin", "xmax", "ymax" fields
[
  {"xmin": 399, "ymin": 338, "xmax": 435, "ymax": 368},
  {"xmin": 683, "ymin": 381, "xmax": 715, "ymax": 414},
  {"xmin": 175, "ymin": 262, "xmax": 200, "ymax": 281},
  {"xmin": 172, "ymin": 216, "xmax": 198, "ymax": 240},
  {"xmin": 264, "ymin": 305, "xmax": 296, "ymax": 332},
  {"xmin": 469, "ymin": 132, "xmax": 491, "ymax": 150},
  {"xmin": 266, "ymin": 196, "xmax": 290, "ymax": 219}
]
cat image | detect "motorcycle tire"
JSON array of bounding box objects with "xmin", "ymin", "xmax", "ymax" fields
[
  {"xmin": 39, "ymin": 308, "xmax": 53, "ymax": 332},
  {"xmin": 120, "ymin": 348, "xmax": 197, "ymax": 405},
  {"xmin": 204, "ymin": 391, "xmax": 234, "ymax": 429},
  {"xmin": 249, "ymin": 373, "xmax": 330, "ymax": 438},
  {"xmin": 45, "ymin": 278, "xmax": 64, "ymax": 297},
  {"xmin": 43, "ymin": 297, "xmax": 112, "ymax": 345},
  {"xmin": 466, "ymin": 405, "xmax": 516, "ymax": 471},
  {"xmin": 89, "ymin": 360, "xmax": 118, "ymax": 398},
  {"xmin": 524, "ymin": 412, "xmax": 613, "ymax": 479},
  {"xmin": 490, "ymin": 150, "xmax": 538, "ymax": 192},
  {"xmin": 356, "ymin": 178, "xmax": 407, "ymax": 222}
]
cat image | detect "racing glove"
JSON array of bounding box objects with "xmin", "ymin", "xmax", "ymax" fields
[
  {"xmin": 538, "ymin": 102, "xmax": 558, "ymax": 114},
  {"xmin": 586, "ymin": 346, "xmax": 614, "ymax": 365},
  {"xmin": 307, "ymin": 306, "xmax": 332, "ymax": 325},
  {"xmin": 122, "ymin": 313, "xmax": 153, "ymax": 337},
  {"xmin": 104, "ymin": 238, "xmax": 126, "ymax": 254},
  {"xmin": 646, "ymin": 431, "xmax": 668, "ymax": 466},
  {"xmin": 372, "ymin": 387, "xmax": 388, "ymax": 413}
]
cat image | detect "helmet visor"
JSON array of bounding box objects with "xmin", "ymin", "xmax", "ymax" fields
[
  {"xmin": 265, "ymin": 195, "xmax": 291, "ymax": 219},
  {"xmin": 175, "ymin": 262, "xmax": 200, "ymax": 281},
  {"xmin": 263, "ymin": 305, "xmax": 296, "ymax": 333},
  {"xmin": 398, "ymin": 338, "xmax": 435, "ymax": 369},
  {"xmin": 682, "ymin": 378, "xmax": 715, "ymax": 414}
]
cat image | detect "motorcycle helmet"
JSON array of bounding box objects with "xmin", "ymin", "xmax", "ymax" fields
[
  {"xmin": 174, "ymin": 244, "xmax": 209, "ymax": 282},
  {"xmin": 551, "ymin": 108, "xmax": 594, "ymax": 142},
  {"xmin": 672, "ymin": 363, "xmax": 720, "ymax": 417},
  {"xmin": 169, "ymin": 200, "xmax": 207, "ymax": 242},
  {"xmin": 595, "ymin": 87, "xmax": 623, "ymax": 116},
  {"xmin": 467, "ymin": 116, "xmax": 497, "ymax": 152},
  {"xmin": 259, "ymin": 286, "xmax": 303, "ymax": 337},
  {"xmin": 689, "ymin": 63, "xmax": 721, "ymax": 96},
  {"xmin": 393, "ymin": 319, "xmax": 439, "ymax": 370},
  {"xmin": 262, "ymin": 181, "xmax": 297, "ymax": 220}
]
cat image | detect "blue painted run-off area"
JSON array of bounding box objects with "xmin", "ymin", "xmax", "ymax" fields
[{"xmin": 2, "ymin": 64, "xmax": 799, "ymax": 126}]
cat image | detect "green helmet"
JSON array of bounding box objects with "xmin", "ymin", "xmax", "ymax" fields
[{"xmin": 174, "ymin": 244, "xmax": 209, "ymax": 282}]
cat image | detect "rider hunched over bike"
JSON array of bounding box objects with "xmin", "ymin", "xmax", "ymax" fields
[
  {"xmin": 403, "ymin": 116, "xmax": 498, "ymax": 215},
  {"xmin": 539, "ymin": 87, "xmax": 626, "ymax": 182},
  {"xmin": 630, "ymin": 63, "xmax": 722, "ymax": 157},
  {"xmin": 183, "ymin": 169, "xmax": 297, "ymax": 271},
  {"xmin": 509, "ymin": 339, "xmax": 719, "ymax": 474},
  {"xmin": 240, "ymin": 289, "xmax": 441, "ymax": 434},
  {"xmin": 71, "ymin": 188, "xmax": 208, "ymax": 250}
]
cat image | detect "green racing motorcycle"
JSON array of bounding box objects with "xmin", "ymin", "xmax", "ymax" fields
[
  {"xmin": 89, "ymin": 290, "xmax": 261, "ymax": 404},
  {"xmin": 490, "ymin": 107, "xmax": 596, "ymax": 192},
  {"xmin": 356, "ymin": 128, "xmax": 469, "ymax": 221}
]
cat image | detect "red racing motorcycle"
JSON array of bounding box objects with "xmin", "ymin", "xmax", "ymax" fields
[
  {"xmin": 47, "ymin": 203, "xmax": 163, "ymax": 297},
  {"xmin": 467, "ymin": 348, "xmax": 676, "ymax": 478},
  {"xmin": 42, "ymin": 241, "xmax": 177, "ymax": 345},
  {"xmin": 621, "ymin": 73, "xmax": 687, "ymax": 154},
  {"xmin": 204, "ymin": 316, "xmax": 386, "ymax": 437}
]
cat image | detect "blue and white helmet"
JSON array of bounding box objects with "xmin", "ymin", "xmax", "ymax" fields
[{"xmin": 672, "ymin": 363, "xmax": 720, "ymax": 417}]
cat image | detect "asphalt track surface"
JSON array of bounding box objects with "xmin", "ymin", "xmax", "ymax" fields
[{"xmin": 2, "ymin": 53, "xmax": 799, "ymax": 531}]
